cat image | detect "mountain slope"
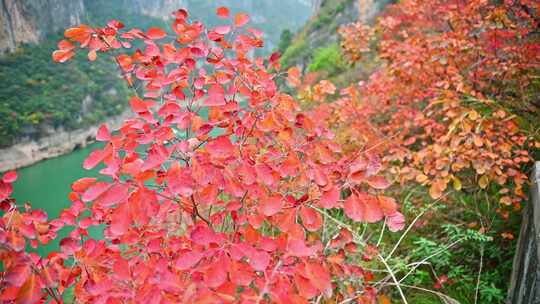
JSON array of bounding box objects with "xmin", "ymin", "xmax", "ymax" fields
[{"xmin": 280, "ymin": 0, "xmax": 393, "ymax": 70}]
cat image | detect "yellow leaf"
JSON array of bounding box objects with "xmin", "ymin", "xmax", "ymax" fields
[
  {"xmin": 452, "ymin": 177, "xmax": 462, "ymax": 191},
  {"xmin": 479, "ymin": 175, "xmax": 489, "ymax": 189},
  {"xmin": 468, "ymin": 110, "xmax": 479, "ymax": 120}
]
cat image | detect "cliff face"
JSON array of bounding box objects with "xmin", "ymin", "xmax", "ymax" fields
[
  {"xmin": 1, "ymin": 0, "xmax": 315, "ymax": 54},
  {"xmin": 0, "ymin": 0, "xmax": 85, "ymax": 53}
]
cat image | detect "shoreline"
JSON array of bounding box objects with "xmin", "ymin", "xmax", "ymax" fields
[{"xmin": 0, "ymin": 110, "xmax": 131, "ymax": 173}]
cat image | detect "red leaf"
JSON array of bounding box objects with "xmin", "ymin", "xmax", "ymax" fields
[
  {"xmin": 205, "ymin": 262, "xmax": 227, "ymax": 288},
  {"xmin": 248, "ymin": 250, "xmax": 270, "ymax": 272},
  {"xmin": 175, "ymin": 250, "xmax": 204, "ymax": 270},
  {"xmin": 59, "ymin": 237, "xmax": 80, "ymax": 255},
  {"xmin": 113, "ymin": 258, "xmax": 130, "ymax": 281},
  {"xmin": 378, "ymin": 195, "xmax": 398, "ymax": 216},
  {"xmin": 287, "ymin": 239, "xmax": 319, "ymax": 257},
  {"xmin": 190, "ymin": 225, "xmax": 223, "ymax": 246},
  {"xmin": 299, "ymin": 206, "xmax": 323, "ymax": 232},
  {"xmin": 98, "ymin": 183, "xmax": 129, "ymax": 206},
  {"xmin": 206, "ymin": 136, "xmax": 235, "ymax": 158},
  {"xmin": 0, "ymin": 182, "xmax": 13, "ymax": 201},
  {"xmin": 83, "ymin": 149, "xmax": 106, "ymax": 170},
  {"xmin": 313, "ymin": 168, "xmax": 328, "ymax": 186},
  {"xmin": 129, "ymin": 96, "xmax": 148, "ymax": 113},
  {"xmin": 343, "ymin": 194, "xmax": 364, "ymax": 222},
  {"xmin": 214, "ymin": 25, "xmax": 231, "ymax": 35},
  {"xmin": 96, "ymin": 124, "xmax": 110, "ymax": 141},
  {"xmin": 319, "ymin": 186, "xmax": 340, "ymax": 208},
  {"xmin": 110, "ymin": 202, "xmax": 130, "ymax": 236},
  {"xmin": 294, "ymin": 272, "xmax": 319, "ymax": 299},
  {"xmin": 216, "ymin": 6, "xmax": 230, "ymax": 18},
  {"xmin": 256, "ymin": 163, "xmax": 277, "ymax": 186},
  {"xmin": 234, "ymin": 13, "xmax": 250, "ymax": 27},
  {"xmin": 305, "ymin": 261, "xmax": 332, "ymax": 295},
  {"xmin": 2, "ymin": 171, "xmax": 17, "ymax": 183},
  {"xmin": 147, "ymin": 27, "xmax": 167, "ymax": 40},
  {"xmin": 259, "ymin": 195, "xmax": 283, "ymax": 216},
  {"xmin": 82, "ymin": 182, "xmax": 110, "ymax": 202},
  {"xmin": 364, "ymin": 196, "xmax": 384, "ymax": 223},
  {"xmin": 205, "ymin": 84, "xmax": 226, "ymax": 106},
  {"xmin": 387, "ymin": 212, "xmax": 405, "ymax": 232}
]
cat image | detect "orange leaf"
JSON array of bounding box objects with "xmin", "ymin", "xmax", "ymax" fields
[
  {"xmin": 234, "ymin": 13, "xmax": 250, "ymax": 27},
  {"xmin": 366, "ymin": 175, "xmax": 391, "ymax": 190},
  {"xmin": 16, "ymin": 274, "xmax": 41, "ymax": 304},
  {"xmin": 147, "ymin": 27, "xmax": 167, "ymax": 40},
  {"xmin": 52, "ymin": 50, "xmax": 74, "ymax": 63},
  {"xmin": 88, "ymin": 49, "xmax": 97, "ymax": 61},
  {"xmin": 259, "ymin": 195, "xmax": 283, "ymax": 216},
  {"xmin": 216, "ymin": 6, "xmax": 230, "ymax": 18}
]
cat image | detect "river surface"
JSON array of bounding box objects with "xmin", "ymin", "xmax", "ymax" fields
[{"xmin": 11, "ymin": 143, "xmax": 103, "ymax": 255}]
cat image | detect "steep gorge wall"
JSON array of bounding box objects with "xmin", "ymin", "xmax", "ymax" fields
[
  {"xmin": 1, "ymin": 0, "xmax": 316, "ymax": 54},
  {"xmin": 0, "ymin": 0, "xmax": 85, "ymax": 53}
]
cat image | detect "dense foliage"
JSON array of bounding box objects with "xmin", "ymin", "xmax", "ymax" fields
[
  {"xmin": 1, "ymin": 7, "xmax": 405, "ymax": 303},
  {"xmin": 288, "ymin": 0, "xmax": 539, "ymax": 302},
  {"xmin": 1, "ymin": 0, "xmax": 539, "ymax": 303}
]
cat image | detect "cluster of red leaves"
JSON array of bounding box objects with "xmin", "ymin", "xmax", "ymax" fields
[
  {"xmin": 1, "ymin": 7, "xmax": 405, "ymax": 304},
  {"xmin": 299, "ymin": 0, "xmax": 539, "ymax": 212}
]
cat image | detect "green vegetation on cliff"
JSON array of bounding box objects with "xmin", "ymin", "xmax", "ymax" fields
[{"xmin": 0, "ymin": 38, "xmax": 128, "ymax": 147}]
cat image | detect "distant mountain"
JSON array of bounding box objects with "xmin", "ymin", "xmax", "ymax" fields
[{"xmin": 1, "ymin": 0, "xmax": 315, "ymax": 54}]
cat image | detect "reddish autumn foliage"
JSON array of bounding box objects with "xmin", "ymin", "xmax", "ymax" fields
[
  {"xmin": 299, "ymin": 0, "xmax": 539, "ymax": 213},
  {"xmin": 0, "ymin": 8, "xmax": 404, "ymax": 304}
]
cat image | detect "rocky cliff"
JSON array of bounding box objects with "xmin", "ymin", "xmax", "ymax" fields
[
  {"xmin": 1, "ymin": 0, "xmax": 315, "ymax": 54},
  {"xmin": 0, "ymin": 109, "xmax": 131, "ymax": 172},
  {"xmin": 0, "ymin": 0, "xmax": 85, "ymax": 53}
]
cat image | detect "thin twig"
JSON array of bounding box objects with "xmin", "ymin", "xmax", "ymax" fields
[
  {"xmin": 378, "ymin": 253, "xmax": 408, "ymax": 304},
  {"xmin": 376, "ymin": 218, "xmax": 386, "ymax": 247},
  {"xmin": 474, "ymin": 245, "xmax": 484, "ymax": 304}
]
